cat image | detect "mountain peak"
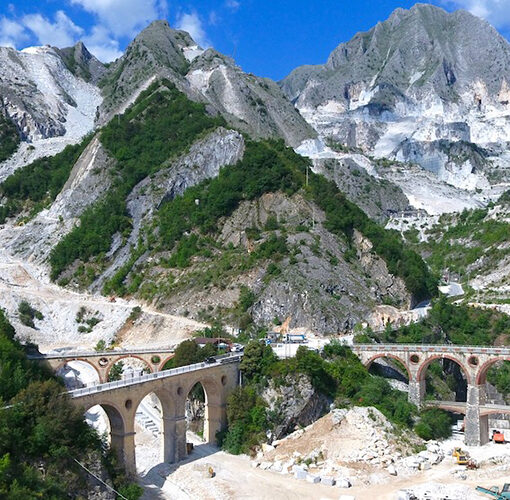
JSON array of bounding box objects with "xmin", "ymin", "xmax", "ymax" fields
[
  {"xmin": 135, "ymin": 19, "xmax": 198, "ymax": 50},
  {"xmin": 55, "ymin": 41, "xmax": 106, "ymax": 84}
]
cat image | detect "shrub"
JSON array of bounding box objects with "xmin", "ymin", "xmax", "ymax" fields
[
  {"xmin": 414, "ymin": 409, "xmax": 452, "ymax": 440},
  {"xmin": 18, "ymin": 301, "xmax": 43, "ymax": 328}
]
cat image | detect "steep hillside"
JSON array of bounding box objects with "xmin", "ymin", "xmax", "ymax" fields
[
  {"xmin": 98, "ymin": 20, "xmax": 314, "ymax": 146},
  {"xmin": 401, "ymin": 191, "xmax": 510, "ymax": 304},
  {"xmin": 282, "ymin": 3, "xmax": 510, "ymax": 212},
  {"xmin": 0, "ymin": 45, "xmax": 102, "ymax": 184},
  {"xmin": 0, "ymin": 79, "xmax": 435, "ymax": 335}
]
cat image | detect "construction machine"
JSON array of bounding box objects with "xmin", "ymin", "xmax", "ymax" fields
[
  {"xmin": 492, "ymin": 430, "xmax": 505, "ymax": 444},
  {"xmin": 452, "ymin": 447, "xmax": 469, "ymax": 465},
  {"xmin": 476, "ymin": 484, "xmax": 510, "ymax": 499}
]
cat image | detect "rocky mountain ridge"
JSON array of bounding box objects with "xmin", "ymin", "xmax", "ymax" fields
[
  {"xmin": 97, "ymin": 20, "xmax": 314, "ymax": 147},
  {"xmin": 2, "ymin": 7, "xmax": 509, "ymax": 340},
  {"xmin": 282, "ymin": 3, "xmax": 510, "ymax": 213}
]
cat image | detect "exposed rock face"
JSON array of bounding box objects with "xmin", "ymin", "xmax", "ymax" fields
[
  {"xmin": 353, "ymin": 230, "xmax": 410, "ymax": 306},
  {"xmin": 55, "ymin": 42, "xmax": 106, "ymax": 84},
  {"xmin": 94, "ymin": 127, "xmax": 245, "ymax": 290},
  {"xmin": 281, "ymin": 3, "xmax": 510, "ymax": 198},
  {"xmin": 0, "ymin": 136, "xmax": 114, "ymax": 263},
  {"xmin": 186, "ymin": 49, "xmax": 315, "ymax": 146},
  {"xmin": 80, "ymin": 451, "xmax": 116, "ymax": 500},
  {"xmin": 98, "ymin": 20, "xmax": 314, "ymax": 146},
  {"xmin": 262, "ymin": 374, "xmax": 329, "ymax": 440},
  {"xmin": 221, "ymin": 193, "xmax": 410, "ymax": 333},
  {"xmin": 0, "ymin": 45, "xmax": 101, "ymax": 142},
  {"xmin": 312, "ymin": 157, "xmax": 410, "ymax": 221},
  {"xmin": 98, "ymin": 20, "xmax": 194, "ymax": 121}
]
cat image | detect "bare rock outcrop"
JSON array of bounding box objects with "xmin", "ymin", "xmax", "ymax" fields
[{"xmin": 262, "ymin": 374, "xmax": 329, "ymax": 441}]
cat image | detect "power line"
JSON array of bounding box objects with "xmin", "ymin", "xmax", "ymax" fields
[{"xmin": 72, "ymin": 458, "xmax": 128, "ymax": 500}]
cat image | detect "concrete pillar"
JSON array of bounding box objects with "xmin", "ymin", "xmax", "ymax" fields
[
  {"xmin": 161, "ymin": 414, "xmax": 187, "ymax": 463},
  {"xmin": 465, "ymin": 385, "xmax": 489, "ymax": 446},
  {"xmin": 204, "ymin": 403, "xmax": 227, "ymax": 443},
  {"xmin": 408, "ymin": 378, "xmax": 425, "ymax": 407},
  {"xmin": 111, "ymin": 429, "xmax": 136, "ymax": 476},
  {"xmin": 97, "ymin": 366, "xmax": 108, "ymax": 384},
  {"xmin": 175, "ymin": 416, "xmax": 187, "ymax": 461}
]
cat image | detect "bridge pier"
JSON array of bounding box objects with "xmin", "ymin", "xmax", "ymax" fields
[
  {"xmin": 111, "ymin": 429, "xmax": 136, "ymax": 476},
  {"xmin": 161, "ymin": 414, "xmax": 187, "ymax": 463},
  {"xmin": 408, "ymin": 378, "xmax": 425, "ymax": 407},
  {"xmin": 205, "ymin": 403, "xmax": 227, "ymax": 443},
  {"xmin": 465, "ymin": 384, "xmax": 490, "ymax": 446}
]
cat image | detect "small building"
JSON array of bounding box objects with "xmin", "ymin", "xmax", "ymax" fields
[{"xmin": 194, "ymin": 337, "xmax": 232, "ymax": 350}]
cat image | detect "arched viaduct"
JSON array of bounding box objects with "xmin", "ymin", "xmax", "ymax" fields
[
  {"xmin": 28, "ymin": 348, "xmax": 177, "ymax": 384},
  {"xmin": 352, "ymin": 344, "xmax": 510, "ymax": 446},
  {"xmin": 37, "ymin": 343, "xmax": 509, "ymax": 476},
  {"xmin": 67, "ymin": 355, "xmax": 241, "ymax": 476}
]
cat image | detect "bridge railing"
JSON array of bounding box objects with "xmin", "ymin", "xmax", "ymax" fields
[
  {"xmin": 28, "ymin": 346, "xmax": 178, "ymax": 360},
  {"xmin": 351, "ymin": 344, "xmax": 510, "ymax": 354},
  {"xmin": 68, "ymin": 353, "xmax": 243, "ymax": 398}
]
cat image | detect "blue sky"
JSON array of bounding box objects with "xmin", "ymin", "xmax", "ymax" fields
[{"xmin": 1, "ymin": 0, "xmax": 510, "ymax": 80}]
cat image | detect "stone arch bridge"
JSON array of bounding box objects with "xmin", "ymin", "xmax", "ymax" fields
[
  {"xmin": 28, "ymin": 347, "xmax": 177, "ymax": 384},
  {"xmin": 33, "ymin": 343, "xmax": 509, "ymax": 475},
  {"xmin": 352, "ymin": 344, "xmax": 510, "ymax": 446},
  {"xmin": 65, "ymin": 354, "xmax": 241, "ymax": 476}
]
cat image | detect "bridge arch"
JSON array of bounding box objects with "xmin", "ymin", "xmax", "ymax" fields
[
  {"xmin": 476, "ymin": 356, "xmax": 510, "ymax": 385},
  {"xmin": 106, "ymin": 355, "xmax": 153, "ymax": 381},
  {"xmin": 417, "ymin": 354, "xmax": 471, "ymax": 384},
  {"xmin": 158, "ymin": 354, "xmax": 175, "ymax": 371},
  {"xmin": 364, "ymin": 353, "xmax": 411, "ymax": 381},
  {"xmin": 133, "ymin": 391, "xmax": 163, "ymax": 474},
  {"xmin": 56, "ymin": 359, "xmax": 102, "ymax": 387},
  {"xmin": 182, "ymin": 373, "xmax": 224, "ymax": 443}
]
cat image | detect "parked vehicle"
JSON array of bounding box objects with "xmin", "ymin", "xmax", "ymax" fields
[{"xmin": 492, "ymin": 430, "xmax": 505, "ymax": 444}]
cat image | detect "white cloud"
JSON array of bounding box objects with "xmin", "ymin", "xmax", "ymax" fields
[
  {"xmin": 70, "ymin": 0, "xmax": 166, "ymax": 38},
  {"xmin": 23, "ymin": 10, "xmax": 83, "ymax": 47},
  {"xmin": 83, "ymin": 25, "xmax": 123, "ymax": 62},
  {"xmin": 225, "ymin": 0, "xmax": 241, "ymax": 11},
  {"xmin": 444, "ymin": 0, "xmax": 510, "ymax": 29},
  {"xmin": 176, "ymin": 12, "xmax": 211, "ymax": 48},
  {"xmin": 0, "ymin": 0, "xmax": 170, "ymax": 62},
  {"xmin": 209, "ymin": 11, "xmax": 219, "ymax": 26},
  {"xmin": 0, "ymin": 16, "xmax": 27, "ymax": 47}
]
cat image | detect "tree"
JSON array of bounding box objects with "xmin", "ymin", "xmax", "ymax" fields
[
  {"xmin": 108, "ymin": 361, "xmax": 124, "ymax": 381},
  {"xmin": 415, "ymin": 409, "xmax": 452, "ymax": 440},
  {"xmin": 172, "ymin": 340, "xmax": 200, "ymax": 367},
  {"xmin": 240, "ymin": 341, "xmax": 277, "ymax": 382}
]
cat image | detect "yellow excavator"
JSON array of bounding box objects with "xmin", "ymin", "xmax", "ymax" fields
[
  {"xmin": 452, "ymin": 447, "xmax": 478, "ymax": 468},
  {"xmin": 452, "ymin": 447, "xmax": 469, "ymax": 465}
]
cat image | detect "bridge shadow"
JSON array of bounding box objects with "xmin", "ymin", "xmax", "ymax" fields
[{"xmin": 139, "ymin": 442, "xmax": 220, "ymax": 491}]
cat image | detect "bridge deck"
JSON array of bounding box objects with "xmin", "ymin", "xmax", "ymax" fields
[
  {"xmin": 69, "ymin": 354, "xmax": 242, "ymax": 398},
  {"xmin": 28, "ymin": 346, "xmax": 177, "ymax": 360},
  {"xmin": 426, "ymin": 401, "xmax": 510, "ymax": 415}
]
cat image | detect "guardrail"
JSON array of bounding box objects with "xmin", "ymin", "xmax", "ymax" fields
[
  {"xmin": 28, "ymin": 347, "xmax": 178, "ymax": 360},
  {"xmin": 351, "ymin": 344, "xmax": 510, "ymax": 354},
  {"xmin": 69, "ymin": 353, "xmax": 243, "ymax": 398}
]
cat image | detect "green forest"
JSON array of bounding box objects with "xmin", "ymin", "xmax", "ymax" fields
[
  {"xmin": 0, "ymin": 114, "xmax": 19, "ymax": 164},
  {"xmin": 0, "ymin": 310, "xmax": 142, "ymax": 499},
  {"xmin": 154, "ymin": 138, "xmax": 436, "ymax": 302},
  {"xmin": 42, "ymin": 78, "xmax": 436, "ymax": 305},
  {"xmin": 0, "ymin": 137, "xmax": 92, "ymax": 223},
  {"xmin": 357, "ymin": 295, "xmax": 510, "ymax": 346}
]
